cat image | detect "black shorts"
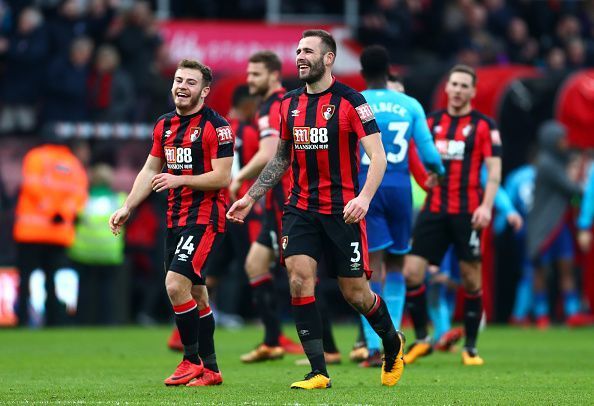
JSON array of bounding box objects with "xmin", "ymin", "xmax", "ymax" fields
[
  {"xmin": 281, "ymin": 205, "xmax": 370, "ymax": 279},
  {"xmin": 165, "ymin": 224, "xmax": 224, "ymax": 285},
  {"xmin": 410, "ymin": 211, "xmax": 481, "ymax": 265},
  {"xmin": 256, "ymin": 208, "xmax": 282, "ymax": 257}
]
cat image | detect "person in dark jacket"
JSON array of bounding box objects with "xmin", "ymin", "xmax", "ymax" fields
[{"xmin": 527, "ymin": 121, "xmax": 592, "ymax": 328}]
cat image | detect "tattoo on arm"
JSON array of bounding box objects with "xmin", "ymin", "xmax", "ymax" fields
[{"xmin": 247, "ymin": 139, "xmax": 292, "ymax": 201}]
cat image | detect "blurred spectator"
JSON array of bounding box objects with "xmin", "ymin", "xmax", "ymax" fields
[
  {"xmin": 505, "ymin": 17, "xmax": 539, "ymax": 65},
  {"xmin": 144, "ymin": 43, "xmax": 173, "ymax": 121},
  {"xmin": 555, "ymin": 14, "xmax": 582, "ymax": 48},
  {"xmin": 484, "ymin": 0, "xmax": 513, "ymax": 38},
  {"xmin": 43, "ymin": 36, "xmax": 93, "ymax": 123},
  {"xmin": 566, "ymin": 37, "xmax": 587, "ymax": 69},
  {"xmin": 0, "ymin": 7, "xmax": 48, "ymax": 134},
  {"xmin": 527, "ymin": 121, "xmax": 590, "ymax": 328},
  {"xmin": 0, "ymin": 0, "xmax": 12, "ymax": 36},
  {"xmin": 13, "ymin": 138, "xmax": 88, "ymax": 327},
  {"xmin": 69, "ymin": 161, "xmax": 127, "ymax": 325},
  {"xmin": 577, "ymin": 163, "xmax": 594, "ymax": 253},
  {"xmin": 545, "ymin": 46, "xmax": 567, "ymax": 72},
  {"xmin": 358, "ymin": 0, "xmax": 413, "ymax": 63},
  {"xmin": 87, "ymin": 44, "xmax": 135, "ymax": 122},
  {"xmin": 86, "ymin": 0, "xmax": 117, "ymax": 46},
  {"xmin": 111, "ymin": 1, "xmax": 162, "ymax": 121},
  {"xmin": 47, "ymin": 0, "xmax": 89, "ymax": 61}
]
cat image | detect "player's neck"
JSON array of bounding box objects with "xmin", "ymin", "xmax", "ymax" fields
[
  {"xmin": 177, "ymin": 99, "xmax": 205, "ymax": 116},
  {"xmin": 306, "ymin": 72, "xmax": 334, "ymax": 94},
  {"xmin": 447, "ymin": 103, "xmax": 472, "ymax": 117},
  {"xmin": 264, "ymin": 83, "xmax": 283, "ymax": 99},
  {"xmin": 366, "ymin": 80, "xmax": 386, "ymax": 90}
]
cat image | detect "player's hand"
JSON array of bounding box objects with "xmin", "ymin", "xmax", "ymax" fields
[
  {"xmin": 506, "ymin": 212, "xmax": 523, "ymax": 232},
  {"xmin": 471, "ymin": 204, "xmax": 492, "ymax": 230},
  {"xmin": 227, "ymin": 195, "xmax": 255, "ymax": 224},
  {"xmin": 578, "ymin": 230, "xmax": 592, "ymax": 253},
  {"xmin": 151, "ymin": 173, "xmax": 182, "ymax": 192},
  {"xmin": 109, "ymin": 206, "xmax": 130, "ymax": 236},
  {"xmin": 425, "ymin": 173, "xmax": 439, "ymax": 189},
  {"xmin": 229, "ymin": 178, "xmax": 242, "ymax": 202},
  {"xmin": 343, "ymin": 195, "xmax": 370, "ymax": 224}
]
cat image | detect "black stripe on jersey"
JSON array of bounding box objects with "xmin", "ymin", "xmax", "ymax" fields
[
  {"xmin": 287, "ymin": 96, "xmax": 301, "ymax": 208},
  {"xmin": 236, "ymin": 122, "xmax": 246, "ymax": 166},
  {"xmin": 171, "ymin": 116, "xmax": 191, "ymax": 227},
  {"xmin": 304, "ymin": 96, "xmax": 321, "ymax": 210},
  {"xmin": 459, "ymin": 113, "xmax": 480, "ymax": 213},
  {"xmin": 327, "ymin": 93, "xmax": 343, "ymax": 214},
  {"xmin": 186, "ymin": 114, "xmax": 208, "ymax": 226},
  {"xmin": 441, "ymin": 114, "xmax": 458, "ymax": 213}
]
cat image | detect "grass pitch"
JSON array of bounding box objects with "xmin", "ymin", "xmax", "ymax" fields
[{"xmin": 1, "ymin": 324, "xmax": 592, "ymax": 404}]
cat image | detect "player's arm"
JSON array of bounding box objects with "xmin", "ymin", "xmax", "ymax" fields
[
  {"xmin": 344, "ymin": 132, "xmax": 387, "ymax": 224},
  {"xmin": 229, "ymin": 136, "xmax": 277, "ymax": 199},
  {"xmin": 412, "ymin": 100, "xmax": 445, "ymax": 176},
  {"xmin": 227, "ymin": 138, "xmax": 292, "ymax": 224},
  {"xmin": 110, "ymin": 154, "xmax": 164, "ymax": 235},
  {"xmin": 472, "ymin": 155, "xmax": 501, "ymax": 229},
  {"xmin": 154, "ymin": 157, "xmax": 233, "ymax": 192},
  {"xmin": 577, "ymin": 166, "xmax": 594, "ymax": 252},
  {"xmin": 482, "ymin": 165, "xmax": 522, "ymax": 232}
]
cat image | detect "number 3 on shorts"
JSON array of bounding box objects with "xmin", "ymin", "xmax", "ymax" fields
[{"xmin": 350, "ymin": 242, "xmax": 361, "ymax": 263}]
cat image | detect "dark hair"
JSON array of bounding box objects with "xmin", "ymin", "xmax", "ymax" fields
[
  {"xmin": 448, "ymin": 64, "xmax": 477, "ymax": 85},
  {"xmin": 387, "ymin": 72, "xmax": 402, "ymax": 83},
  {"xmin": 360, "ymin": 45, "xmax": 389, "ymax": 81},
  {"xmin": 231, "ymin": 84, "xmax": 252, "ymax": 108},
  {"xmin": 302, "ymin": 29, "xmax": 337, "ymax": 55},
  {"xmin": 248, "ymin": 50, "xmax": 282, "ymax": 73},
  {"xmin": 177, "ymin": 59, "xmax": 213, "ymax": 86}
]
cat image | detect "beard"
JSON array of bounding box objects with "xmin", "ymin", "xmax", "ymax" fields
[
  {"xmin": 299, "ymin": 57, "xmax": 325, "ymax": 84},
  {"xmin": 248, "ymin": 82, "xmax": 268, "ymax": 96}
]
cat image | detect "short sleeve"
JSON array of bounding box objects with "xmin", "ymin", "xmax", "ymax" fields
[
  {"xmin": 150, "ymin": 119, "xmax": 165, "ymax": 158},
  {"xmin": 480, "ymin": 117, "xmax": 502, "ymax": 158},
  {"xmin": 205, "ymin": 120, "xmax": 234, "ymax": 159},
  {"xmin": 258, "ymin": 100, "xmax": 282, "ymax": 139},
  {"xmin": 279, "ymin": 99, "xmax": 292, "ymax": 141},
  {"xmin": 345, "ymin": 92, "xmax": 380, "ymax": 139}
]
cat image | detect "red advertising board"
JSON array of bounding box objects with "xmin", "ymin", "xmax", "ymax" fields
[{"xmin": 158, "ymin": 21, "xmax": 358, "ymax": 76}]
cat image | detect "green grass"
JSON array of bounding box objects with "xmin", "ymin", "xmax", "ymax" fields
[{"xmin": 1, "ymin": 325, "xmax": 592, "ymax": 404}]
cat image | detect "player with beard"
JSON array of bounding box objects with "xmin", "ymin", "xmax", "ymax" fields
[
  {"xmin": 110, "ymin": 59, "xmax": 234, "ymax": 387},
  {"xmin": 228, "ymin": 30, "xmax": 404, "ymax": 389},
  {"xmin": 229, "ymin": 51, "xmax": 302, "ymax": 362}
]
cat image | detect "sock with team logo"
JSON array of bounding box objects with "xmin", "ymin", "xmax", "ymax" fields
[
  {"xmin": 463, "ymin": 290, "xmax": 482, "ymax": 349},
  {"xmin": 406, "ymin": 284, "xmax": 429, "ymax": 341},
  {"xmin": 250, "ymin": 275, "xmax": 281, "ymax": 347},
  {"xmin": 198, "ymin": 306, "xmax": 218, "ymax": 372},
  {"xmin": 173, "ymin": 299, "xmax": 201, "ymax": 365},
  {"xmin": 292, "ymin": 296, "xmax": 327, "ymax": 375},
  {"xmin": 363, "ymin": 293, "xmax": 400, "ymax": 356}
]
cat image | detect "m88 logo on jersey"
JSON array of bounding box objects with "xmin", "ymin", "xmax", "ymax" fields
[
  {"xmin": 164, "ymin": 146, "xmax": 193, "ymax": 169},
  {"xmin": 293, "ymin": 127, "xmax": 329, "ymax": 150}
]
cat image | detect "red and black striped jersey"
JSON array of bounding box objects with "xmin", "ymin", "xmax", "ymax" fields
[
  {"xmin": 256, "ymin": 88, "xmax": 291, "ymax": 212},
  {"xmin": 279, "ymin": 80, "xmax": 380, "ymax": 214},
  {"xmin": 229, "ymin": 118, "xmax": 259, "ymax": 199},
  {"xmin": 424, "ymin": 109, "xmax": 502, "ymax": 214},
  {"xmin": 150, "ymin": 106, "xmax": 235, "ymax": 231}
]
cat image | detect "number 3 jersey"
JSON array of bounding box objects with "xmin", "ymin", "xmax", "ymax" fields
[
  {"xmin": 150, "ymin": 106, "xmax": 234, "ymax": 231},
  {"xmin": 359, "ymin": 88, "xmax": 443, "ymax": 188},
  {"xmin": 279, "ymin": 80, "xmax": 380, "ymax": 214}
]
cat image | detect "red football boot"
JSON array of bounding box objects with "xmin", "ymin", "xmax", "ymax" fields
[
  {"xmin": 186, "ymin": 368, "xmax": 223, "ymax": 386},
  {"xmin": 167, "ymin": 328, "xmax": 183, "ymax": 352},
  {"xmin": 164, "ymin": 360, "xmax": 203, "ymax": 386},
  {"xmin": 279, "ymin": 334, "xmax": 304, "ymax": 354}
]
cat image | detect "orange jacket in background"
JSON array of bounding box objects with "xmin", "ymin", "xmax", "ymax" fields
[{"xmin": 13, "ymin": 144, "xmax": 88, "ymax": 247}]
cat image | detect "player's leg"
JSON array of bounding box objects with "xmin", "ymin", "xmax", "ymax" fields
[
  {"xmin": 187, "ymin": 285, "xmax": 223, "ymax": 386},
  {"xmin": 16, "ymin": 243, "xmax": 39, "ymax": 327},
  {"xmin": 241, "ymin": 210, "xmax": 284, "ymax": 362},
  {"xmin": 452, "ymin": 214, "xmax": 485, "ymax": 365},
  {"xmin": 281, "ymin": 206, "xmax": 329, "ymax": 389},
  {"xmin": 359, "ymin": 249, "xmax": 384, "ymax": 367},
  {"xmin": 163, "ymin": 226, "xmax": 219, "ymax": 385},
  {"xmin": 403, "ymin": 212, "xmax": 450, "ymax": 364}
]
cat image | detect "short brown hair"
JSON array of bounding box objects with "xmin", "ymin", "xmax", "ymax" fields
[
  {"xmin": 177, "ymin": 59, "xmax": 213, "ymax": 86},
  {"xmin": 248, "ymin": 50, "xmax": 282, "ymax": 73},
  {"xmin": 302, "ymin": 29, "xmax": 337, "ymax": 55},
  {"xmin": 448, "ymin": 64, "xmax": 477, "ymax": 86}
]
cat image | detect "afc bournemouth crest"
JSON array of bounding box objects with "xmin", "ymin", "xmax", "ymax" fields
[
  {"xmin": 281, "ymin": 236, "xmax": 289, "ymax": 251},
  {"xmin": 462, "ymin": 124, "xmax": 474, "ymax": 137},
  {"xmin": 322, "ymin": 104, "xmax": 335, "ymax": 120},
  {"xmin": 190, "ymin": 127, "xmax": 201, "ymax": 142}
]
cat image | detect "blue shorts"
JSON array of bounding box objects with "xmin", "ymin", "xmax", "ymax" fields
[
  {"xmin": 366, "ymin": 185, "xmax": 412, "ymax": 254},
  {"xmin": 540, "ymin": 223, "xmax": 574, "ymax": 264}
]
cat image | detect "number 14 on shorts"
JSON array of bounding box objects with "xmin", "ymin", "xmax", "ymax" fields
[{"xmin": 175, "ymin": 236, "xmax": 195, "ymax": 262}]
